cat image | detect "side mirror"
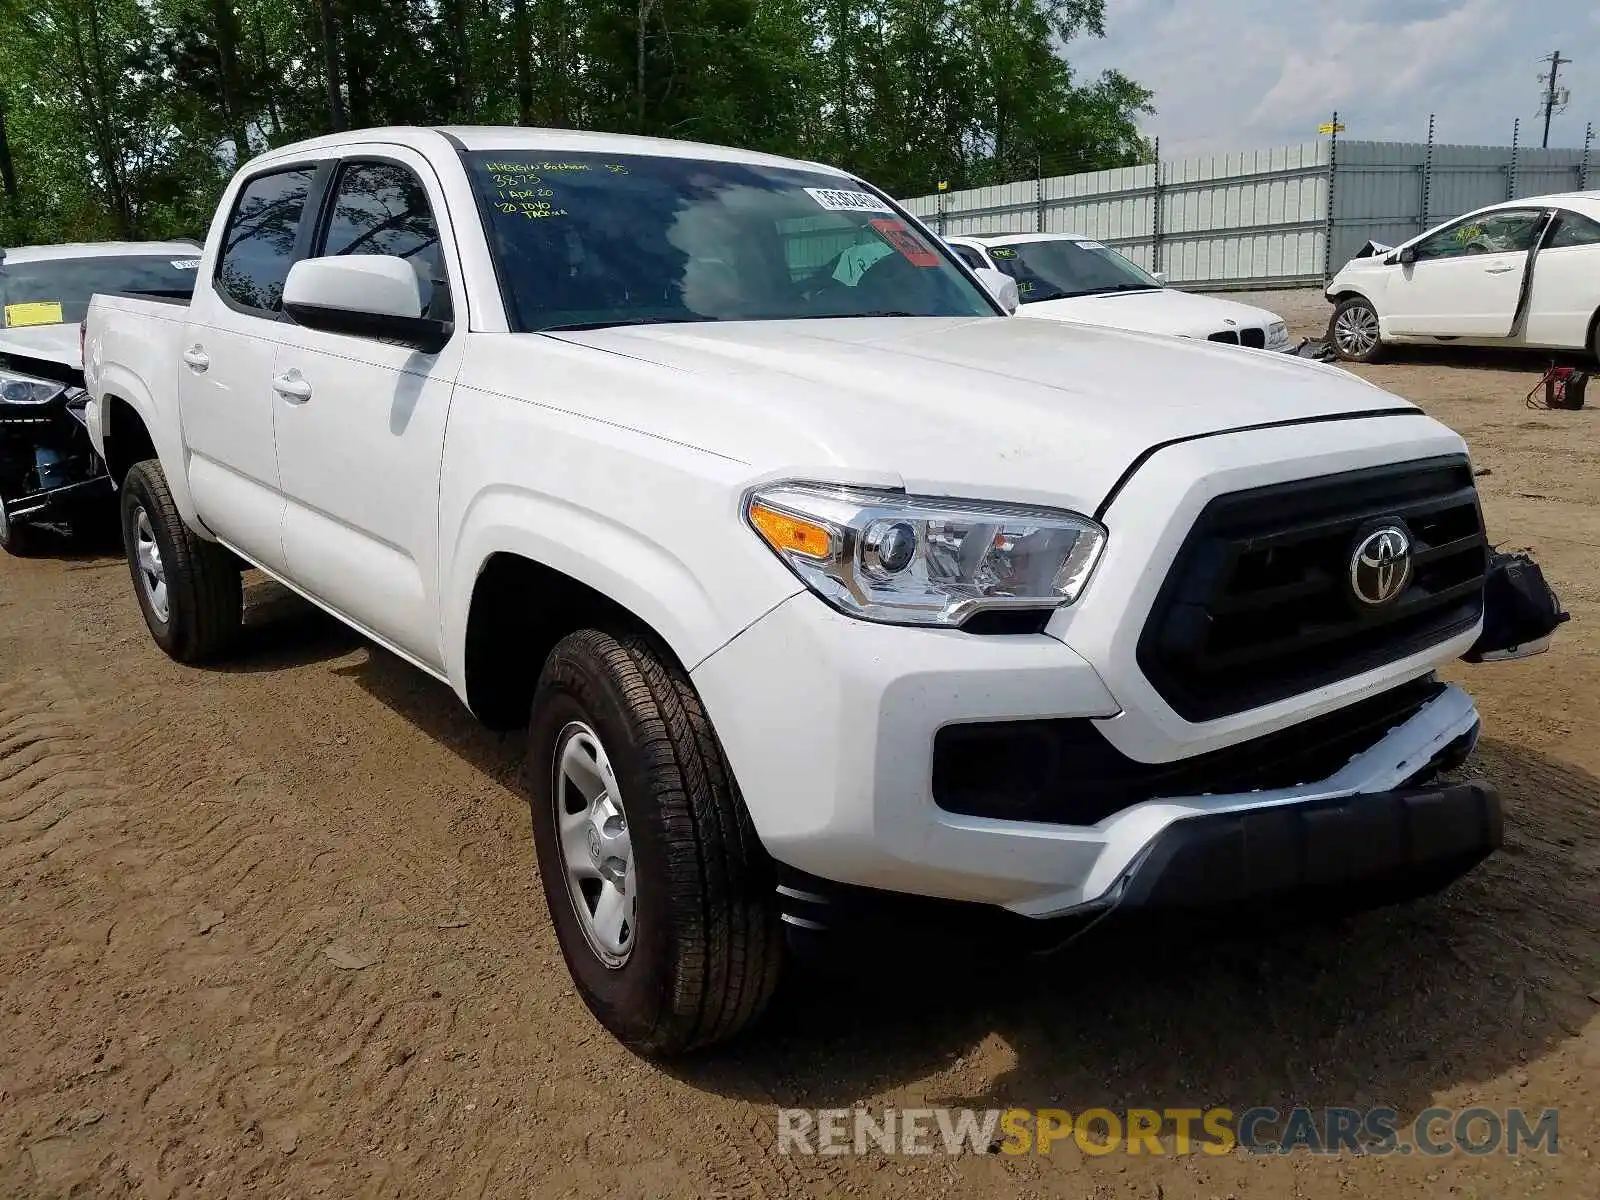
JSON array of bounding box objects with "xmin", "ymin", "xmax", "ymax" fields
[
  {"xmin": 282, "ymin": 254, "xmax": 452, "ymax": 353},
  {"xmin": 1152, "ymin": 270, "xmax": 1168, "ymax": 285},
  {"xmin": 1390, "ymin": 246, "xmax": 1417, "ymax": 266},
  {"xmin": 974, "ymin": 267, "xmax": 1020, "ymax": 315}
]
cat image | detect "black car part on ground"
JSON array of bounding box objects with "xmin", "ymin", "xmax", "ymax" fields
[{"xmin": 1462, "ymin": 548, "xmax": 1570, "ymax": 662}]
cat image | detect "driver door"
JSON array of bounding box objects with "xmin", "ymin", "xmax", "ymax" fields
[
  {"xmin": 1383, "ymin": 208, "xmax": 1547, "ymax": 339},
  {"xmin": 267, "ymin": 147, "xmax": 466, "ymax": 670}
]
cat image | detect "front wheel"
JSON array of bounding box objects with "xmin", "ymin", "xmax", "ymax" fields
[
  {"xmin": 121, "ymin": 459, "xmax": 242, "ymax": 663},
  {"xmin": 526, "ymin": 628, "xmax": 783, "ymax": 1055},
  {"xmin": 1329, "ymin": 296, "xmax": 1385, "ymax": 363},
  {"xmin": 0, "ymin": 501, "xmax": 34, "ymax": 557}
]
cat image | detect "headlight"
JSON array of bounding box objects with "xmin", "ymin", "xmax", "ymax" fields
[
  {"xmin": 0, "ymin": 368, "xmax": 68, "ymax": 406},
  {"xmin": 1266, "ymin": 320, "xmax": 1289, "ymax": 346},
  {"xmin": 745, "ymin": 483, "xmax": 1106, "ymax": 627}
]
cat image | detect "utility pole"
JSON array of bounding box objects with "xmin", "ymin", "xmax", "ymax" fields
[{"xmin": 1539, "ymin": 49, "xmax": 1572, "ymax": 148}]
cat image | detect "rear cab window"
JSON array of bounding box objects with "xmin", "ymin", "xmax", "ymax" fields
[{"xmin": 214, "ymin": 167, "xmax": 318, "ymax": 314}]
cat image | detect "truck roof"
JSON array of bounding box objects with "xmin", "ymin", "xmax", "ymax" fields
[
  {"xmin": 1, "ymin": 241, "xmax": 201, "ymax": 264},
  {"xmin": 246, "ymin": 125, "xmax": 850, "ymax": 179}
]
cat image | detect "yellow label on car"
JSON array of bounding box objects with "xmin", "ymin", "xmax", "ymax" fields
[{"xmin": 3, "ymin": 301, "xmax": 65, "ymax": 327}]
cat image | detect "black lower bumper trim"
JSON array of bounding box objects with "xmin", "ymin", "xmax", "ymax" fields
[
  {"xmin": 775, "ymin": 780, "xmax": 1502, "ymax": 958},
  {"xmin": 1111, "ymin": 780, "xmax": 1502, "ymax": 912}
]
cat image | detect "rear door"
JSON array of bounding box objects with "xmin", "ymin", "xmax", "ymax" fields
[
  {"xmin": 1382, "ymin": 208, "xmax": 1547, "ymax": 339},
  {"xmin": 268, "ymin": 147, "xmax": 466, "ymax": 669},
  {"xmin": 1523, "ymin": 208, "xmax": 1600, "ymax": 348},
  {"xmin": 179, "ymin": 163, "xmax": 324, "ymax": 569}
]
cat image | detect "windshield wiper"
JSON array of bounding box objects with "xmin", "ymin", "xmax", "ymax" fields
[
  {"xmin": 1078, "ymin": 284, "xmax": 1161, "ymax": 296},
  {"xmin": 538, "ymin": 316, "xmax": 713, "ymax": 333},
  {"xmin": 815, "ymin": 310, "xmax": 920, "ymax": 319}
]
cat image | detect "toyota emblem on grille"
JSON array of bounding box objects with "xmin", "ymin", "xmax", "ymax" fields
[{"xmin": 1350, "ymin": 525, "xmax": 1413, "ymax": 606}]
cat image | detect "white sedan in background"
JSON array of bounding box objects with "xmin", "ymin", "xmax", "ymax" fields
[
  {"xmin": 1325, "ymin": 191, "xmax": 1600, "ymax": 362},
  {"xmin": 945, "ymin": 232, "xmax": 1292, "ymax": 351}
]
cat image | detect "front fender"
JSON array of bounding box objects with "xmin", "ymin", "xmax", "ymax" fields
[{"xmin": 440, "ymin": 482, "xmax": 802, "ymax": 703}]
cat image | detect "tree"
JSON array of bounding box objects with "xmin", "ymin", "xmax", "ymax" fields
[{"xmin": 0, "ymin": 0, "xmax": 1153, "ymax": 244}]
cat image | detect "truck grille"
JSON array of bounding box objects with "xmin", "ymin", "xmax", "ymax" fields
[
  {"xmin": 1207, "ymin": 331, "xmax": 1239, "ymax": 344},
  {"xmin": 1137, "ymin": 455, "xmax": 1487, "ymax": 721},
  {"xmin": 1239, "ymin": 328, "xmax": 1266, "ymax": 349}
]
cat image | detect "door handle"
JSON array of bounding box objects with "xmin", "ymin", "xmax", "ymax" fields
[
  {"xmin": 182, "ymin": 346, "xmax": 210, "ymax": 371},
  {"xmin": 1484, "ymin": 264, "xmax": 1516, "ymax": 274},
  {"xmin": 272, "ymin": 371, "xmax": 312, "ymax": 402}
]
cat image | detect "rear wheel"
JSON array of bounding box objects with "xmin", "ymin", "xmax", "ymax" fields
[
  {"xmin": 526, "ymin": 628, "xmax": 783, "ymax": 1055},
  {"xmin": 121, "ymin": 459, "xmax": 242, "ymax": 663},
  {"xmin": 1330, "ymin": 295, "xmax": 1385, "ymax": 363}
]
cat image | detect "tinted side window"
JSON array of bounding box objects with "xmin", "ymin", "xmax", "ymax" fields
[
  {"xmin": 1546, "ymin": 211, "xmax": 1600, "ymax": 248},
  {"xmin": 951, "ymin": 244, "xmax": 988, "ymax": 270},
  {"xmin": 1414, "ymin": 210, "xmax": 1543, "ymax": 261},
  {"xmin": 216, "ymin": 168, "xmax": 316, "ymax": 312},
  {"xmin": 318, "ymin": 161, "xmax": 449, "ymax": 320}
]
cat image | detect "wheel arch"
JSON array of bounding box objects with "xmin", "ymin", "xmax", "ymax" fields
[
  {"xmin": 94, "ymin": 382, "xmax": 204, "ymax": 530},
  {"xmin": 458, "ymin": 550, "xmax": 685, "ymax": 731},
  {"xmin": 1328, "ymin": 287, "xmax": 1375, "ymax": 308}
]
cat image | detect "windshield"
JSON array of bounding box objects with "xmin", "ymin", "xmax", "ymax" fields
[
  {"xmin": 0, "ymin": 254, "xmax": 200, "ymax": 327},
  {"xmin": 986, "ymin": 239, "xmax": 1160, "ymax": 303},
  {"xmin": 464, "ymin": 151, "xmax": 995, "ymax": 331}
]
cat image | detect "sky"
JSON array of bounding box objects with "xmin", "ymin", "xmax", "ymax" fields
[{"xmin": 1068, "ymin": 0, "xmax": 1600, "ymax": 158}]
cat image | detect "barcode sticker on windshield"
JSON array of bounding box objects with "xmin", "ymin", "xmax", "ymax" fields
[
  {"xmin": 170, "ymin": 259, "xmax": 201, "ymax": 270},
  {"xmin": 805, "ymin": 187, "xmax": 894, "ymax": 214}
]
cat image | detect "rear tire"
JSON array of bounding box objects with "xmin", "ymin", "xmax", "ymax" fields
[
  {"xmin": 526, "ymin": 628, "xmax": 783, "ymax": 1055},
  {"xmin": 1329, "ymin": 295, "xmax": 1385, "ymax": 363},
  {"xmin": 121, "ymin": 459, "xmax": 242, "ymax": 663}
]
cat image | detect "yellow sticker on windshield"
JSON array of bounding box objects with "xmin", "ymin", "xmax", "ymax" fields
[{"xmin": 3, "ymin": 301, "xmax": 65, "ymax": 328}]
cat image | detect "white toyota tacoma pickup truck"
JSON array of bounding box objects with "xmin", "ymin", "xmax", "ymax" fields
[{"xmin": 84, "ymin": 126, "xmax": 1504, "ymax": 1055}]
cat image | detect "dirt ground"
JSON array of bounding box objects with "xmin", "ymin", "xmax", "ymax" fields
[{"xmin": 3, "ymin": 291, "xmax": 1599, "ymax": 1198}]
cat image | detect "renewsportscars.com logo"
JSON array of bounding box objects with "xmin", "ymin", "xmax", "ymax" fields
[{"xmin": 775, "ymin": 1106, "xmax": 1559, "ymax": 1158}]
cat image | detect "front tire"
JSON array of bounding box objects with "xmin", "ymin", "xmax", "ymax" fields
[
  {"xmin": 0, "ymin": 502, "xmax": 34, "ymax": 557},
  {"xmin": 1330, "ymin": 295, "xmax": 1385, "ymax": 363},
  {"xmin": 526, "ymin": 628, "xmax": 783, "ymax": 1055},
  {"xmin": 121, "ymin": 459, "xmax": 242, "ymax": 663}
]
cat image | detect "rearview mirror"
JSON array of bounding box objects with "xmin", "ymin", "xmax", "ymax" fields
[
  {"xmin": 282, "ymin": 254, "xmax": 452, "ymax": 353},
  {"xmin": 973, "ymin": 267, "xmax": 1020, "ymax": 315}
]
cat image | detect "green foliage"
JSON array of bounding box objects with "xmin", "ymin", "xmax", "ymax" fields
[{"xmin": 0, "ymin": 0, "xmax": 1152, "ymax": 246}]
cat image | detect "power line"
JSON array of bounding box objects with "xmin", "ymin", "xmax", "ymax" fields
[{"xmin": 1539, "ymin": 48, "xmax": 1572, "ymax": 149}]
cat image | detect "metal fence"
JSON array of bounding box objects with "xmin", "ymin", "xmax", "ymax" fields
[{"xmin": 901, "ymin": 116, "xmax": 1596, "ymax": 291}]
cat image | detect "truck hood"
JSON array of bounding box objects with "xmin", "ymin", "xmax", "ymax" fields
[
  {"xmin": 0, "ymin": 323, "xmax": 81, "ymax": 370},
  {"xmin": 1018, "ymin": 288, "xmax": 1283, "ymax": 339},
  {"xmin": 522, "ymin": 315, "xmax": 1412, "ymax": 513}
]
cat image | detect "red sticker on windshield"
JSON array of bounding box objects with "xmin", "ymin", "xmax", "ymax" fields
[{"xmin": 870, "ymin": 218, "xmax": 940, "ymax": 267}]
